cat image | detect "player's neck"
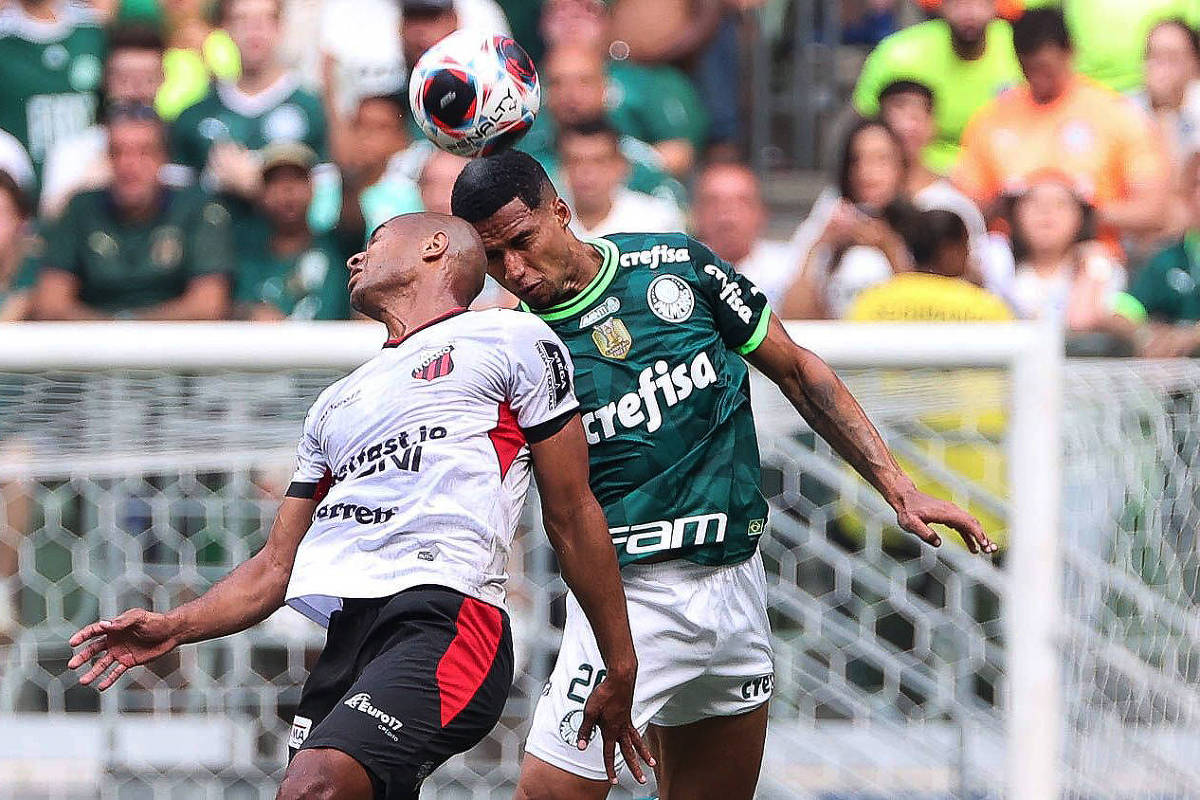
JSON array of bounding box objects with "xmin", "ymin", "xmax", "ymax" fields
[
  {"xmin": 560, "ymin": 237, "xmax": 605, "ymax": 299},
  {"xmin": 377, "ymin": 292, "xmax": 464, "ymax": 344}
]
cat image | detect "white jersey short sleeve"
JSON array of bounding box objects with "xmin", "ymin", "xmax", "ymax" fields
[{"xmin": 284, "ymin": 308, "xmax": 578, "ymax": 626}]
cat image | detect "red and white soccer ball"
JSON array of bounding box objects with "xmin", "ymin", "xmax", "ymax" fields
[{"xmin": 408, "ymin": 30, "xmax": 541, "ymax": 158}]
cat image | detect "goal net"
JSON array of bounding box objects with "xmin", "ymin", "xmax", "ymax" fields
[{"xmin": 0, "ymin": 321, "xmax": 1195, "ymax": 799}]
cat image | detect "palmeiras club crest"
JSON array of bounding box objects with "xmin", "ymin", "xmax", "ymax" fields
[{"xmin": 412, "ymin": 345, "xmax": 455, "ymax": 380}]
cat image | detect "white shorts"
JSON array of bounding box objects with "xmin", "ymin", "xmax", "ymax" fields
[{"xmin": 524, "ymin": 551, "xmax": 775, "ymax": 781}]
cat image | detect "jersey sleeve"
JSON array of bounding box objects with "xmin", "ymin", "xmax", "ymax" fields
[
  {"xmin": 505, "ymin": 317, "xmax": 580, "ymax": 442},
  {"xmin": 287, "ymin": 400, "xmax": 333, "ymax": 499},
  {"xmin": 689, "ymin": 237, "xmax": 773, "ymax": 355}
]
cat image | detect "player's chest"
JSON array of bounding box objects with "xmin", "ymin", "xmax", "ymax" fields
[
  {"xmin": 550, "ymin": 278, "xmax": 722, "ymax": 405},
  {"xmin": 317, "ymin": 344, "xmax": 504, "ymax": 459}
]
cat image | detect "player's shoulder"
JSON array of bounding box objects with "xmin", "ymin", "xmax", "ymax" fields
[
  {"xmin": 466, "ymin": 306, "xmax": 559, "ymax": 344},
  {"xmin": 304, "ymin": 361, "xmax": 371, "ymax": 429}
]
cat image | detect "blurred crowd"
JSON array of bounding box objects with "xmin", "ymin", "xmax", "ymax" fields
[{"xmin": 4, "ymin": 0, "xmax": 1200, "ymax": 355}]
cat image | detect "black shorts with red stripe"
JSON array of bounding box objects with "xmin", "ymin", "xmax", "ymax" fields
[{"xmin": 288, "ymin": 585, "xmax": 513, "ymax": 799}]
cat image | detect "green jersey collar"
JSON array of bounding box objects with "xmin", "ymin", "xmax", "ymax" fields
[{"xmin": 522, "ymin": 238, "xmax": 620, "ymax": 322}]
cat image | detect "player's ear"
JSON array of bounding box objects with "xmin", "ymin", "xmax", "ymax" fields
[
  {"xmin": 553, "ymin": 196, "xmax": 572, "ymax": 230},
  {"xmin": 423, "ymin": 231, "xmax": 449, "ymax": 262}
]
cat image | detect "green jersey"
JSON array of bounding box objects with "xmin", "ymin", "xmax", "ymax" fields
[
  {"xmin": 233, "ymin": 218, "xmax": 352, "ymax": 320},
  {"xmin": 0, "ymin": 2, "xmax": 104, "ymax": 178},
  {"xmin": 526, "ymin": 233, "xmax": 772, "ymax": 568},
  {"xmin": 853, "ymin": 19, "xmax": 1020, "ymax": 174},
  {"xmin": 170, "ymin": 75, "xmax": 328, "ymax": 170},
  {"xmin": 1116, "ymin": 233, "xmax": 1200, "ymax": 324},
  {"xmin": 45, "ymin": 188, "xmax": 233, "ymax": 313}
]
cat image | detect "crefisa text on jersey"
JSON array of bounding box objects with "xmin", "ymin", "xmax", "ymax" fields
[
  {"xmin": 617, "ymin": 244, "xmax": 690, "ymax": 270},
  {"xmin": 581, "ymin": 351, "xmax": 717, "ymax": 444}
]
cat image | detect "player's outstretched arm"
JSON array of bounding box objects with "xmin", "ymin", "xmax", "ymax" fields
[
  {"xmin": 747, "ymin": 316, "xmax": 997, "ymax": 555},
  {"xmin": 68, "ymin": 495, "xmax": 317, "ymax": 690},
  {"xmin": 529, "ymin": 415, "xmax": 656, "ymax": 785}
]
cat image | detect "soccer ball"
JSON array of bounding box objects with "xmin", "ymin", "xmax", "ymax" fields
[{"xmin": 408, "ymin": 30, "xmax": 540, "ymax": 158}]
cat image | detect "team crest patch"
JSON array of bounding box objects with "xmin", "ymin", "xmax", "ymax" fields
[
  {"xmin": 647, "ymin": 274, "xmax": 695, "ymax": 323},
  {"xmin": 591, "ymin": 317, "xmax": 633, "ymax": 360},
  {"xmin": 412, "ymin": 345, "xmax": 455, "ymax": 380}
]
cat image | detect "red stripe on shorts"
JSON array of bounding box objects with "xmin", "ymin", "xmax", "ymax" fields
[{"xmin": 436, "ymin": 597, "xmax": 504, "ymax": 727}]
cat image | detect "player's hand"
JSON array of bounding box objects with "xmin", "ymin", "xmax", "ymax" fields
[
  {"xmin": 68, "ymin": 609, "xmax": 180, "ymax": 691},
  {"xmin": 576, "ymin": 671, "xmax": 656, "ymax": 785},
  {"xmin": 894, "ymin": 489, "xmax": 997, "ymax": 555}
]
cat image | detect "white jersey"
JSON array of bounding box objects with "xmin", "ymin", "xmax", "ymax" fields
[{"xmin": 285, "ymin": 307, "xmax": 578, "ymax": 626}]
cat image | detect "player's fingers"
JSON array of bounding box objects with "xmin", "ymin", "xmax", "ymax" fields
[
  {"xmin": 96, "ymin": 661, "xmax": 128, "ymax": 692},
  {"xmin": 68, "ymin": 637, "xmax": 108, "ymax": 669},
  {"xmin": 576, "ymin": 708, "xmax": 597, "ymax": 751},
  {"xmin": 603, "ymin": 734, "xmax": 618, "ymax": 785},
  {"xmin": 929, "ymin": 505, "xmax": 987, "ymax": 554},
  {"xmin": 79, "ymin": 653, "xmax": 115, "ymax": 686},
  {"xmin": 900, "ymin": 514, "xmax": 941, "ymax": 547},
  {"xmin": 620, "ymin": 733, "xmax": 646, "ymax": 784},
  {"xmin": 630, "ymin": 726, "xmax": 656, "ymax": 769},
  {"xmin": 69, "ymin": 621, "xmax": 109, "ymax": 647}
]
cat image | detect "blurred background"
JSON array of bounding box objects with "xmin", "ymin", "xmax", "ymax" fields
[{"xmin": 4, "ymin": 0, "xmax": 1200, "ymax": 797}]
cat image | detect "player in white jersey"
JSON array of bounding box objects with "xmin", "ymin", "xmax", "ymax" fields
[{"xmin": 67, "ymin": 213, "xmax": 653, "ymax": 800}]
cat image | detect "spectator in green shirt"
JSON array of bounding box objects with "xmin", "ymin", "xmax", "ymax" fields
[
  {"xmin": 1113, "ymin": 151, "xmax": 1200, "ymax": 356},
  {"xmin": 538, "ymin": 0, "xmax": 709, "ymax": 176},
  {"xmin": 853, "ymin": 0, "xmax": 1022, "ymax": 174},
  {"xmin": 170, "ymin": 0, "xmax": 328, "ymax": 200},
  {"xmin": 233, "ymin": 142, "xmax": 353, "ymax": 320},
  {"xmin": 33, "ymin": 105, "xmax": 233, "ymax": 320}
]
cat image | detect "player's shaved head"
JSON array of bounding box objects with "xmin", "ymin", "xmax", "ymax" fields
[{"xmin": 347, "ymin": 211, "xmax": 487, "ymax": 328}]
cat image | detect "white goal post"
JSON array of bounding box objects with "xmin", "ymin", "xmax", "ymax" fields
[{"xmin": 0, "ymin": 320, "xmax": 1065, "ymax": 799}]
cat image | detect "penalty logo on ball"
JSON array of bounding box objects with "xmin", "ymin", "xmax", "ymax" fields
[{"xmin": 647, "ymin": 274, "xmax": 695, "ymax": 323}]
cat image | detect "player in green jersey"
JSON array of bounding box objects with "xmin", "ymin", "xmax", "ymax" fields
[{"xmin": 451, "ymin": 151, "xmax": 996, "ymax": 800}]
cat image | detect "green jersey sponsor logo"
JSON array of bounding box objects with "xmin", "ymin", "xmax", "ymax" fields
[
  {"xmin": 610, "ymin": 511, "xmax": 727, "ymax": 556},
  {"xmin": 580, "ymin": 350, "xmax": 717, "ymax": 444},
  {"xmin": 617, "ymin": 243, "xmax": 690, "ymax": 269},
  {"xmin": 703, "ymin": 263, "xmax": 757, "ymax": 324}
]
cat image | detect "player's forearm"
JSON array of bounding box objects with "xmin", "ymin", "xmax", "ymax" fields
[
  {"xmin": 785, "ymin": 349, "xmax": 915, "ymax": 508},
  {"xmin": 548, "ymin": 501, "xmax": 638, "ymax": 681},
  {"xmin": 165, "ymin": 549, "xmax": 290, "ymax": 645}
]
